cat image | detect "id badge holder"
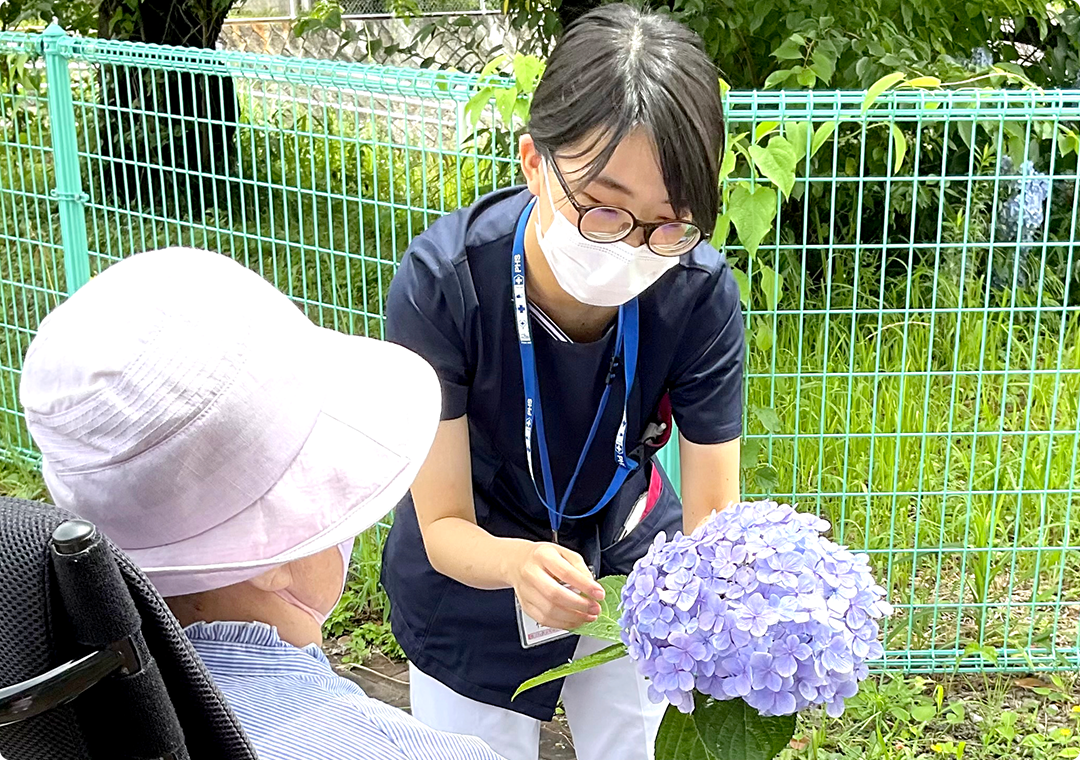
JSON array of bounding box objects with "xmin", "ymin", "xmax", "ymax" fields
[{"xmin": 515, "ymin": 595, "xmax": 573, "ymax": 649}]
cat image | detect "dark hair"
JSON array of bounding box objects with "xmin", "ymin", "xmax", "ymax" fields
[{"xmin": 527, "ymin": 4, "xmax": 724, "ymax": 232}]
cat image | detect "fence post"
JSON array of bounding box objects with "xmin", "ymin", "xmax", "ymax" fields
[{"xmin": 42, "ymin": 22, "xmax": 91, "ymax": 295}]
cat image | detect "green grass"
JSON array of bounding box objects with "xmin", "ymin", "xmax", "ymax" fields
[
  {"xmin": 743, "ymin": 263, "xmax": 1080, "ymax": 664},
  {"xmin": 784, "ymin": 671, "xmax": 1080, "ymax": 760}
]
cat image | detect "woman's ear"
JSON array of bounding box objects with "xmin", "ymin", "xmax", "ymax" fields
[
  {"xmin": 519, "ymin": 134, "xmax": 544, "ymax": 197},
  {"xmin": 247, "ymin": 564, "xmax": 292, "ymax": 593}
]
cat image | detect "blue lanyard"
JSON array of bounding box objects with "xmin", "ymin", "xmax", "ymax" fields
[{"xmin": 512, "ymin": 199, "xmax": 640, "ymax": 541}]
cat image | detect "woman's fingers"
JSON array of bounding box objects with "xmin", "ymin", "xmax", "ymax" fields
[
  {"xmin": 518, "ymin": 579, "xmax": 597, "ymax": 629},
  {"xmin": 511, "ymin": 542, "xmax": 607, "ymax": 629},
  {"xmin": 543, "ymin": 546, "xmax": 605, "ymax": 601}
]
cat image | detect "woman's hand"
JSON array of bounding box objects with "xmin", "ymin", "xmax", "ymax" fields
[{"xmin": 507, "ymin": 542, "xmax": 605, "ymax": 631}]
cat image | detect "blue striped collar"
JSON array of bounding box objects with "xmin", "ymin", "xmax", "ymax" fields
[{"xmin": 184, "ymin": 620, "xmax": 330, "ymax": 668}]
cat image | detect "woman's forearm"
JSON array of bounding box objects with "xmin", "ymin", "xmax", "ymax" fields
[
  {"xmin": 680, "ymin": 434, "xmax": 741, "ymax": 532},
  {"xmin": 420, "ymin": 515, "xmax": 530, "ymax": 590}
]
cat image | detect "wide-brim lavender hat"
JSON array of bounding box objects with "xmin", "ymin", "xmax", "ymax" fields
[{"xmin": 20, "ymin": 248, "xmax": 440, "ymax": 597}]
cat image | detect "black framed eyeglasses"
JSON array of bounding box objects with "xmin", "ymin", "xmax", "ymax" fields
[{"xmin": 545, "ymin": 155, "xmax": 702, "ymax": 257}]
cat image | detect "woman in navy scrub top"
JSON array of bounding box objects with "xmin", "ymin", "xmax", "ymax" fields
[{"xmin": 382, "ymin": 6, "xmax": 744, "ymax": 759}]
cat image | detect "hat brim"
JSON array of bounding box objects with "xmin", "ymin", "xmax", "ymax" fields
[{"xmin": 134, "ymin": 327, "xmax": 441, "ymax": 596}]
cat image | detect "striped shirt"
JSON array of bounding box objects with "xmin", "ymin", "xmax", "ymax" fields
[{"xmin": 185, "ymin": 621, "xmax": 505, "ymax": 760}]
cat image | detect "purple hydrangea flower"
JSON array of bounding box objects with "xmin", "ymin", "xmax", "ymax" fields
[{"xmin": 620, "ymin": 500, "xmax": 891, "ymax": 716}]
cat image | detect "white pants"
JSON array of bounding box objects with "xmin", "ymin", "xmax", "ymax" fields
[{"xmin": 408, "ymin": 637, "xmax": 666, "ymax": 760}]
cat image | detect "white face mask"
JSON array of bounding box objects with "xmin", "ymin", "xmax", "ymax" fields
[
  {"xmin": 535, "ymin": 160, "xmax": 679, "ymax": 308},
  {"xmin": 275, "ymin": 538, "xmax": 354, "ymax": 627}
]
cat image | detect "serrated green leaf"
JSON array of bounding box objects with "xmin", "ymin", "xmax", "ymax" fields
[
  {"xmin": 810, "ymin": 121, "xmax": 837, "ymax": 157},
  {"xmin": 862, "ymin": 72, "xmax": 906, "ymax": 113},
  {"xmin": 514, "ymin": 642, "xmax": 628, "ymax": 699},
  {"xmin": 726, "ymin": 183, "xmax": 778, "ymax": 257},
  {"xmin": 890, "ymin": 123, "xmax": 907, "ymax": 174},
  {"xmin": 741, "ymin": 436, "xmax": 762, "ymax": 466},
  {"xmin": 749, "ymin": 136, "xmax": 796, "ymax": 199},
  {"xmin": 655, "ymin": 705, "xmax": 712, "ymax": 760},
  {"xmin": 511, "ymin": 53, "xmax": 545, "ymax": 94},
  {"xmin": 730, "ymin": 266, "xmax": 750, "ymax": 307},
  {"xmin": 569, "ymin": 575, "xmax": 627, "ymax": 643},
  {"xmin": 655, "ymin": 695, "xmax": 796, "ymax": 760},
  {"xmin": 753, "ymin": 404, "xmax": 782, "ymax": 433},
  {"xmin": 754, "ymin": 464, "xmax": 780, "ymax": 492}
]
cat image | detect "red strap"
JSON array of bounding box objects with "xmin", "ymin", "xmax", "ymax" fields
[{"xmin": 643, "ymin": 464, "xmax": 663, "ymax": 519}]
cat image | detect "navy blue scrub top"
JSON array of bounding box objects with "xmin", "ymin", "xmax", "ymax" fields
[{"xmin": 381, "ymin": 187, "xmax": 745, "ymax": 721}]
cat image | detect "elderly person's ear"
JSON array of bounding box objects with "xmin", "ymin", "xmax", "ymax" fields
[{"xmin": 247, "ymin": 566, "xmax": 293, "ymax": 593}]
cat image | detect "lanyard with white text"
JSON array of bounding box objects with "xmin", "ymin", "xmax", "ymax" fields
[{"xmin": 512, "ymin": 198, "xmax": 640, "ymax": 542}]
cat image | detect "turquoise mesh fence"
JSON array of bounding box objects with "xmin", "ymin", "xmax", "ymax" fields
[{"xmin": 0, "ymin": 26, "xmax": 1078, "ymax": 674}]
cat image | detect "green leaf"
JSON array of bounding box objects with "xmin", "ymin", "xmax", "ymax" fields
[
  {"xmin": 463, "ymin": 87, "xmax": 493, "ymax": 128},
  {"xmin": 711, "ymin": 212, "xmax": 732, "ymax": 249},
  {"xmin": 810, "ymin": 48, "xmax": 836, "ymax": 84},
  {"xmin": 754, "ymin": 464, "xmax": 780, "ymax": 492},
  {"xmin": 753, "ymin": 405, "xmax": 782, "ymax": 433},
  {"xmin": 495, "ymin": 88, "xmax": 517, "ymax": 125},
  {"xmin": 759, "ymin": 264, "xmax": 783, "ymax": 310},
  {"xmin": 795, "ymin": 66, "xmax": 817, "ymax": 87},
  {"xmin": 569, "ymin": 575, "xmax": 627, "ymax": 643},
  {"xmin": 811, "ymin": 121, "xmax": 837, "ymax": 157},
  {"xmin": 784, "ymin": 122, "xmax": 811, "ymax": 165},
  {"xmin": 514, "ymin": 642, "xmax": 628, "ymax": 699},
  {"xmin": 1058, "ymin": 128, "xmax": 1080, "ymax": 157},
  {"xmin": 511, "ymin": 53, "xmax": 544, "ymax": 94},
  {"xmin": 764, "ymin": 69, "xmax": 794, "ymax": 89},
  {"xmin": 956, "ymin": 119, "xmax": 978, "ymax": 151},
  {"xmin": 749, "ymin": 137, "xmax": 796, "ymax": 199},
  {"xmin": 718, "ymin": 148, "xmax": 737, "ymax": 181},
  {"xmin": 477, "ymin": 53, "xmax": 509, "ymax": 83},
  {"xmin": 513, "ymin": 98, "xmax": 531, "ymax": 124},
  {"xmin": 727, "ymin": 184, "xmax": 777, "ymax": 258},
  {"xmin": 890, "ymin": 123, "xmax": 907, "ymax": 174},
  {"xmin": 862, "ymin": 72, "xmax": 906, "ymax": 113},
  {"xmin": 730, "ymin": 266, "xmax": 750, "ymax": 307},
  {"xmin": 904, "ymin": 75, "xmax": 941, "ymax": 88},
  {"xmin": 772, "ymin": 36, "xmax": 804, "ymax": 61},
  {"xmin": 754, "ymin": 122, "xmax": 780, "ymax": 143},
  {"xmin": 656, "ymin": 694, "xmax": 796, "ymax": 760},
  {"xmin": 741, "ymin": 436, "xmax": 762, "ymax": 467},
  {"xmin": 911, "ymin": 705, "xmax": 937, "ymax": 722},
  {"xmin": 754, "ymin": 319, "xmax": 774, "ymax": 352}
]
